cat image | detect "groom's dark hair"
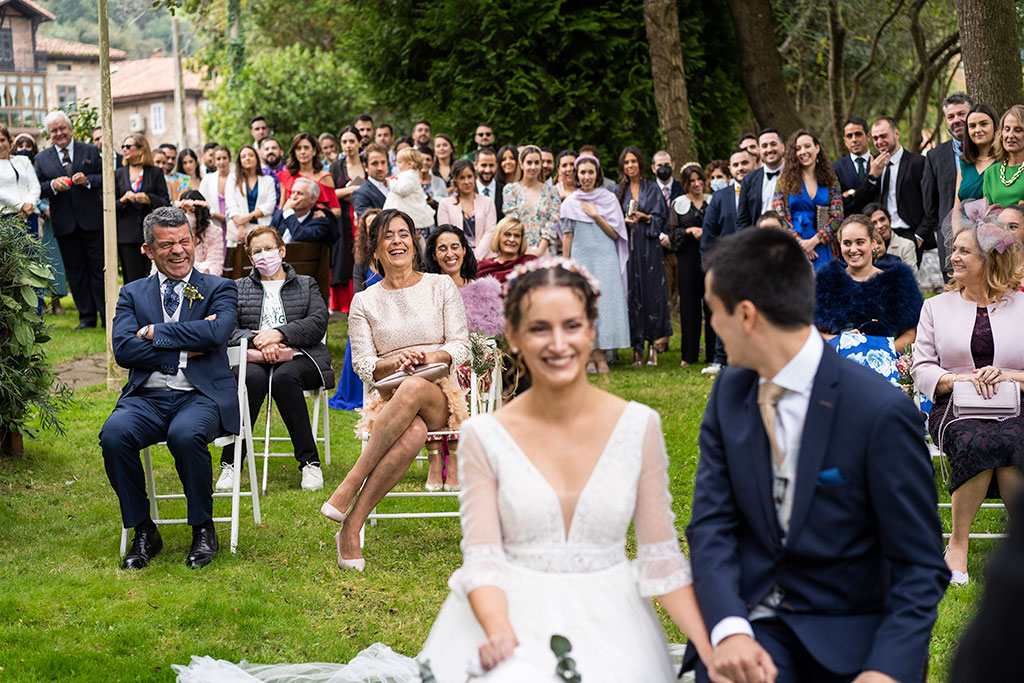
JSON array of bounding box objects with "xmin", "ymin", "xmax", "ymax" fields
[{"xmin": 703, "ymin": 227, "xmax": 814, "ymax": 329}]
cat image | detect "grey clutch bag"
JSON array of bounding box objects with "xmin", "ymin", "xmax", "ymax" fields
[{"xmin": 372, "ymin": 362, "xmax": 449, "ymax": 393}]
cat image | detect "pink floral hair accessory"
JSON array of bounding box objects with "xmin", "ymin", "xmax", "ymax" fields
[
  {"xmin": 502, "ymin": 256, "xmax": 601, "ymax": 299},
  {"xmin": 958, "ymin": 198, "xmax": 1019, "ymax": 256}
]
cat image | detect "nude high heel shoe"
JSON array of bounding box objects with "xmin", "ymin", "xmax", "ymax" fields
[
  {"xmin": 336, "ymin": 530, "xmax": 365, "ymax": 572},
  {"xmin": 320, "ymin": 501, "xmax": 348, "ymax": 523}
]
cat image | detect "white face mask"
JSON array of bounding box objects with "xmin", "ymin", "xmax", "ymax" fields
[{"xmin": 710, "ymin": 178, "xmax": 729, "ymax": 193}]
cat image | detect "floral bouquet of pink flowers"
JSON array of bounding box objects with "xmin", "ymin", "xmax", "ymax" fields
[{"xmin": 895, "ymin": 342, "xmax": 915, "ymax": 399}]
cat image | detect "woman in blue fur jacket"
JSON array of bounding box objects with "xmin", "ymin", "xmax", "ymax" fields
[{"xmin": 814, "ymin": 214, "xmax": 923, "ymax": 350}]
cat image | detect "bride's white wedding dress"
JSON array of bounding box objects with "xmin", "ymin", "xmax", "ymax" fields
[{"xmin": 174, "ymin": 401, "xmax": 693, "ymax": 682}]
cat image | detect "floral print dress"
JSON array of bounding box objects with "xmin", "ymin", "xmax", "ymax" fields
[{"xmin": 502, "ymin": 182, "xmax": 561, "ymax": 255}]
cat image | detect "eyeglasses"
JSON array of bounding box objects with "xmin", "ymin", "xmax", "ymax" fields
[{"xmin": 121, "ymin": 143, "xmax": 137, "ymax": 150}]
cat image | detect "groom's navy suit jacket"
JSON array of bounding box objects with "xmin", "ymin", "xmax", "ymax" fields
[
  {"xmin": 686, "ymin": 344, "xmax": 949, "ymax": 682},
  {"xmin": 111, "ymin": 270, "xmax": 240, "ymax": 434}
]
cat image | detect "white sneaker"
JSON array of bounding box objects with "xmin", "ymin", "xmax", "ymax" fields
[
  {"xmin": 215, "ymin": 463, "xmax": 237, "ymax": 492},
  {"xmin": 701, "ymin": 363, "xmax": 723, "ymax": 375},
  {"xmin": 301, "ymin": 463, "xmax": 324, "ymax": 491}
]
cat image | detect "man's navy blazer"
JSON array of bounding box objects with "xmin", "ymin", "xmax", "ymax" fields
[
  {"xmin": 351, "ymin": 181, "xmax": 386, "ymax": 218},
  {"xmin": 735, "ymin": 166, "xmax": 764, "ymax": 229},
  {"xmin": 686, "ymin": 343, "xmax": 949, "ymax": 682},
  {"xmin": 111, "ymin": 270, "xmax": 240, "ymax": 434},
  {"xmin": 270, "ymin": 208, "xmax": 332, "ymax": 244},
  {"xmin": 700, "ymin": 183, "xmax": 740, "ymax": 254},
  {"xmin": 832, "ymin": 154, "xmax": 868, "ymax": 215},
  {"xmin": 919, "ymin": 140, "xmax": 958, "ymax": 249},
  {"xmin": 35, "ymin": 141, "xmax": 103, "ymax": 236}
]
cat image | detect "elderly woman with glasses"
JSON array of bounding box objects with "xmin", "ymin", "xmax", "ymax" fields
[{"xmin": 218, "ymin": 225, "xmax": 334, "ymax": 493}]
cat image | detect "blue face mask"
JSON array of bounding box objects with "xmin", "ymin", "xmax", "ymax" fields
[{"xmin": 710, "ymin": 178, "xmax": 728, "ymax": 193}]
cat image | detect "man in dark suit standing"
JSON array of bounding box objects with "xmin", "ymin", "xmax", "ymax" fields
[
  {"xmin": 699, "ymin": 147, "xmax": 755, "ymax": 375},
  {"xmin": 99, "ymin": 207, "xmax": 239, "ymax": 570},
  {"xmin": 91, "ymin": 126, "xmax": 123, "ymax": 168},
  {"xmin": 36, "ymin": 111, "xmax": 104, "ymax": 329},
  {"xmin": 736, "ymin": 129, "xmax": 785, "ymax": 229},
  {"xmin": 474, "ymin": 146, "xmax": 505, "ymax": 221},
  {"xmin": 652, "ymin": 150, "xmax": 684, "ymax": 207},
  {"xmin": 352, "ymin": 143, "xmax": 390, "ymax": 219},
  {"xmin": 831, "ymin": 117, "xmax": 873, "ymax": 215},
  {"xmin": 685, "ymin": 227, "xmax": 949, "ymax": 683},
  {"xmin": 920, "ymin": 93, "xmax": 973, "ymax": 277},
  {"xmin": 854, "ymin": 117, "xmax": 927, "ymax": 261}
]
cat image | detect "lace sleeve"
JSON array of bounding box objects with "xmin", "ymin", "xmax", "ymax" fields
[
  {"xmin": 439, "ymin": 276, "xmax": 470, "ymax": 371},
  {"xmin": 631, "ymin": 409, "xmax": 692, "ymax": 597},
  {"xmin": 348, "ymin": 296, "xmax": 380, "ymax": 384},
  {"xmin": 448, "ymin": 421, "xmax": 508, "ymax": 597}
]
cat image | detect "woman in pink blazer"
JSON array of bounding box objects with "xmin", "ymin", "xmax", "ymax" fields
[
  {"xmin": 911, "ymin": 216, "xmax": 1024, "ymax": 586},
  {"xmin": 435, "ymin": 158, "xmax": 497, "ymax": 260}
]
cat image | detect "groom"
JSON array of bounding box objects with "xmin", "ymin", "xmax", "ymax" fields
[
  {"xmin": 685, "ymin": 228, "xmax": 949, "ymax": 682},
  {"xmin": 100, "ymin": 207, "xmax": 238, "ymax": 570}
]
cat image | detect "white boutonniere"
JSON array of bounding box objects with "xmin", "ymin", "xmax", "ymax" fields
[{"xmin": 182, "ymin": 283, "xmax": 204, "ymax": 309}]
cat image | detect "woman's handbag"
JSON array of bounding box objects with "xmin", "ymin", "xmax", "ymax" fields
[
  {"xmin": 247, "ymin": 346, "xmax": 295, "ymax": 364},
  {"xmin": 951, "ymin": 380, "xmax": 1021, "ymax": 418},
  {"xmin": 371, "ymin": 362, "xmax": 449, "ymax": 393},
  {"xmin": 937, "ymin": 380, "xmax": 1021, "ymax": 481}
]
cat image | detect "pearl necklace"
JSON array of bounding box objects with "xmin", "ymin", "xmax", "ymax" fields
[{"xmin": 999, "ymin": 160, "xmax": 1024, "ymax": 186}]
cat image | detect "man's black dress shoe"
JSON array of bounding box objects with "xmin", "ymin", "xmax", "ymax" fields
[
  {"xmin": 75, "ymin": 320, "xmax": 96, "ymax": 330},
  {"xmin": 121, "ymin": 526, "xmax": 162, "ymax": 570},
  {"xmin": 186, "ymin": 524, "xmax": 218, "ymax": 569}
]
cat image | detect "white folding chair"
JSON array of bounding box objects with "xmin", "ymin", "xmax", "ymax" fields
[
  {"xmin": 255, "ymin": 335, "xmax": 332, "ymax": 495},
  {"xmin": 929, "ymin": 436, "xmax": 1007, "ymax": 540},
  {"xmin": 118, "ymin": 338, "xmax": 263, "ymax": 555},
  {"xmin": 357, "ymin": 363, "xmax": 503, "ymax": 545}
]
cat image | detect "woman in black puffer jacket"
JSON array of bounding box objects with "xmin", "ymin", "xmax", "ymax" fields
[{"xmin": 218, "ymin": 225, "xmax": 336, "ymax": 492}]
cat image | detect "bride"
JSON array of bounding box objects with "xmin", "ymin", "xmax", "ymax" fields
[{"xmin": 175, "ymin": 257, "xmax": 717, "ymax": 682}]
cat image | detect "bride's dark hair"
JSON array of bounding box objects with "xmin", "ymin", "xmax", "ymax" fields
[{"xmin": 503, "ymin": 263, "xmax": 599, "ymax": 332}]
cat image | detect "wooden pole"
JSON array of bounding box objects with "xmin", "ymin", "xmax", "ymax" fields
[
  {"xmin": 171, "ymin": 15, "xmax": 187, "ymax": 149},
  {"xmin": 97, "ymin": 0, "xmax": 120, "ymax": 390}
]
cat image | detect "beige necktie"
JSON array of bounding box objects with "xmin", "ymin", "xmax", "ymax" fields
[{"xmin": 758, "ymin": 381, "xmax": 786, "ymax": 468}]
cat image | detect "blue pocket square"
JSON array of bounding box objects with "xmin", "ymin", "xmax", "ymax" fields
[{"xmin": 817, "ymin": 468, "xmax": 844, "ymax": 486}]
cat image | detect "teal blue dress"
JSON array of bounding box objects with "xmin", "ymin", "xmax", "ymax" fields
[
  {"xmin": 958, "ymin": 160, "xmax": 986, "ymax": 201},
  {"xmin": 788, "ymin": 183, "xmax": 832, "ymax": 271}
]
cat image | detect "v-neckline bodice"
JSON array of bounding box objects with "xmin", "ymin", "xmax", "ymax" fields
[{"xmin": 488, "ymin": 402, "xmax": 634, "ymax": 542}]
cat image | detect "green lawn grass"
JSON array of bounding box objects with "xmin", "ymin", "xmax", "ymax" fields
[{"xmin": 0, "ymin": 306, "xmax": 1002, "ymax": 681}]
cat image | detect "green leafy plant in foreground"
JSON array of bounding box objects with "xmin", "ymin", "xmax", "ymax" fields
[{"xmin": 0, "ymin": 220, "xmax": 73, "ymax": 449}]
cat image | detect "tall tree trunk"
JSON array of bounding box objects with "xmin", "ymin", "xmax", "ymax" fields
[
  {"xmin": 826, "ymin": 0, "xmax": 847, "ymax": 155},
  {"xmin": 643, "ymin": 0, "xmax": 695, "ymax": 165},
  {"xmin": 954, "ymin": 0, "xmax": 1023, "ymax": 116},
  {"xmin": 905, "ymin": 0, "xmax": 959, "ymax": 153},
  {"xmin": 724, "ymin": 0, "xmax": 803, "ymax": 137}
]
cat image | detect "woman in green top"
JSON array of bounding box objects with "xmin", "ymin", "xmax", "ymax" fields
[
  {"xmin": 956, "ymin": 103, "xmax": 997, "ymax": 203},
  {"xmin": 983, "ymin": 104, "xmax": 1024, "ymax": 207}
]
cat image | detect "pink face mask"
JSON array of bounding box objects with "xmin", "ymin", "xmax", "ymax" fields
[{"xmin": 252, "ymin": 250, "xmax": 282, "ymax": 277}]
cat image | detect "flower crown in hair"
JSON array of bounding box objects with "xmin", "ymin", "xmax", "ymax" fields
[{"xmin": 502, "ymin": 256, "xmax": 601, "ymax": 298}]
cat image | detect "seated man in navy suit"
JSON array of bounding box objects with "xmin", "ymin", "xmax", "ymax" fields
[
  {"xmin": 685, "ymin": 227, "xmax": 949, "ymax": 683},
  {"xmin": 99, "ymin": 207, "xmax": 239, "ymax": 571},
  {"xmin": 351, "ymin": 143, "xmax": 390, "ymax": 219},
  {"xmin": 270, "ymin": 177, "xmax": 331, "ymax": 243}
]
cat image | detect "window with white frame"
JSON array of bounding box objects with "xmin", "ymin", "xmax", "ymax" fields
[{"xmin": 150, "ymin": 102, "xmax": 166, "ymax": 135}]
